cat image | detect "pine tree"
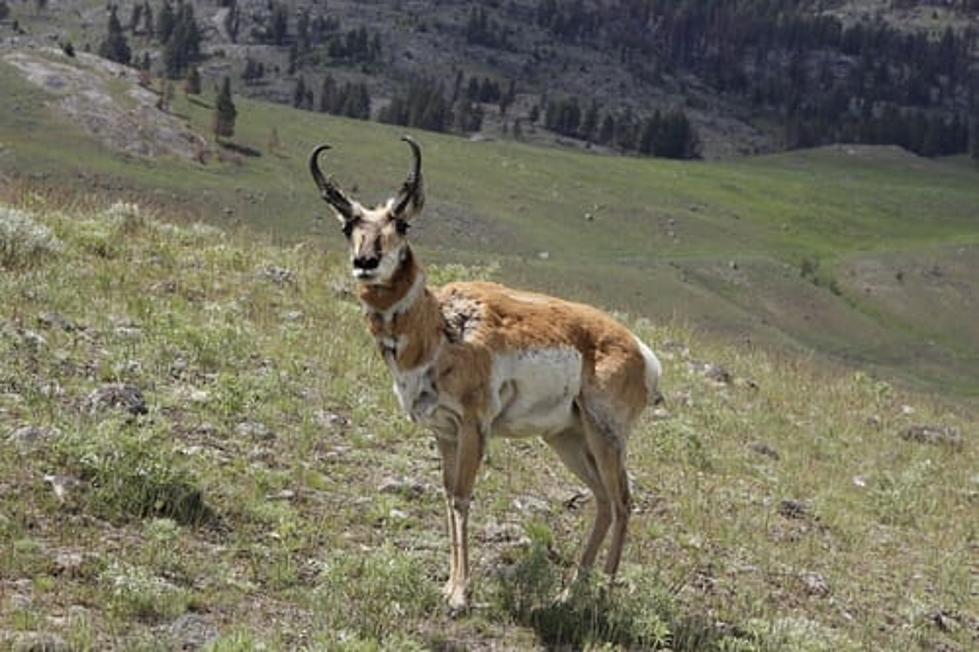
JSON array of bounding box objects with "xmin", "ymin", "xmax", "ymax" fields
[
  {"xmin": 293, "ymin": 75, "xmax": 307, "ymax": 109},
  {"xmin": 184, "ymin": 66, "xmax": 201, "ymax": 95},
  {"xmin": 319, "ymin": 75, "xmax": 337, "ymax": 113},
  {"xmin": 213, "ymin": 76, "xmax": 237, "ymax": 141},
  {"xmin": 156, "ymin": 0, "xmax": 175, "ymax": 42},
  {"xmin": 0, "ymin": 1, "xmax": 9, "ymax": 21},
  {"xmin": 98, "ymin": 6, "xmax": 132, "ymax": 65},
  {"xmin": 970, "ymin": 112, "xmax": 979, "ymax": 164}
]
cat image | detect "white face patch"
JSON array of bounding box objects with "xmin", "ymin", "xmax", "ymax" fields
[{"xmin": 489, "ymin": 347, "xmax": 583, "ymax": 439}]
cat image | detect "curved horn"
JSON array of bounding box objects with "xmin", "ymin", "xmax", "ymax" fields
[
  {"xmin": 393, "ymin": 135, "xmax": 424, "ymax": 217},
  {"xmin": 309, "ymin": 144, "xmax": 355, "ymax": 221}
]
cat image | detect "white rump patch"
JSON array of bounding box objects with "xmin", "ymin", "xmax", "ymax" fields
[
  {"xmin": 633, "ymin": 335, "xmax": 662, "ymax": 403},
  {"xmin": 489, "ymin": 348, "xmax": 583, "ymax": 438}
]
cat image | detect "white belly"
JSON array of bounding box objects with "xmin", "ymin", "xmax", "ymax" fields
[{"xmin": 489, "ymin": 348, "xmax": 582, "ymax": 438}]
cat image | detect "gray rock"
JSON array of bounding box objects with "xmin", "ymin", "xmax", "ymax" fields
[
  {"xmin": 37, "ymin": 312, "xmax": 79, "ymax": 332},
  {"xmin": 778, "ymin": 499, "xmax": 812, "ymax": 520},
  {"xmin": 259, "ymin": 265, "xmax": 295, "ymax": 285},
  {"xmin": 235, "ymin": 420, "xmax": 273, "ymax": 441},
  {"xmin": 314, "ymin": 410, "xmax": 350, "ymax": 429},
  {"xmin": 84, "ymin": 383, "xmax": 147, "ymax": 415},
  {"xmin": 8, "ymin": 425, "xmax": 60, "ymax": 451},
  {"xmin": 899, "ymin": 425, "xmax": 963, "ymax": 450},
  {"xmin": 378, "ymin": 475, "xmax": 426, "ymax": 499},
  {"xmin": 12, "ymin": 632, "xmax": 69, "ymax": 652},
  {"xmin": 750, "ymin": 442, "xmax": 780, "ymax": 461},
  {"xmin": 167, "ymin": 613, "xmax": 219, "ymax": 650},
  {"xmin": 43, "ymin": 474, "xmax": 83, "ymax": 503},
  {"xmin": 801, "ymin": 572, "xmax": 830, "ymax": 597}
]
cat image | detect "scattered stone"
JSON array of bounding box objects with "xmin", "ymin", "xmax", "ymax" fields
[
  {"xmin": 801, "ymin": 572, "xmax": 830, "ymax": 597},
  {"xmin": 18, "ymin": 329, "xmax": 47, "ymax": 350},
  {"xmin": 899, "ymin": 425, "xmax": 963, "ymax": 450},
  {"xmin": 83, "ymin": 383, "xmax": 147, "ymax": 415},
  {"xmin": 12, "ymin": 632, "xmax": 70, "ymax": 652},
  {"xmin": 729, "ymin": 260, "xmax": 738, "ymax": 270},
  {"xmin": 866, "ymin": 415, "xmax": 882, "ymax": 430},
  {"xmin": 778, "ymin": 499, "xmax": 811, "ymax": 520},
  {"xmin": 314, "ymin": 410, "xmax": 350, "ymax": 428},
  {"xmin": 36, "ymin": 312, "xmax": 78, "ymax": 332},
  {"xmin": 43, "ymin": 474, "xmax": 83, "ymax": 503},
  {"xmin": 689, "ymin": 361, "xmax": 733, "ymax": 385},
  {"xmin": 852, "ymin": 476, "xmax": 867, "ymax": 488},
  {"xmin": 387, "ymin": 508, "xmax": 409, "ymax": 521},
  {"xmin": 537, "ymin": 251, "xmax": 550, "ymax": 261},
  {"xmin": 584, "ymin": 212, "xmax": 594, "ymax": 221},
  {"xmin": 53, "ymin": 551, "xmax": 85, "ymax": 577},
  {"xmin": 378, "ymin": 475, "xmax": 426, "ymax": 499},
  {"xmin": 259, "ymin": 265, "xmax": 295, "ymax": 285},
  {"xmin": 282, "ymin": 310, "xmax": 304, "ymax": 322},
  {"xmin": 750, "ymin": 442, "xmax": 780, "ymax": 461},
  {"xmin": 512, "ymin": 495, "xmax": 550, "ymax": 515},
  {"xmin": 8, "ymin": 425, "xmax": 60, "ymax": 451},
  {"xmin": 481, "ymin": 521, "xmax": 528, "ymax": 545},
  {"xmin": 167, "ymin": 613, "xmax": 219, "ymax": 650},
  {"xmin": 235, "ymin": 420, "xmax": 273, "ymax": 441},
  {"xmin": 266, "ymin": 489, "xmax": 295, "ymax": 501},
  {"xmin": 651, "ymin": 407, "xmax": 671, "ymax": 421},
  {"xmin": 738, "ymin": 377, "xmax": 760, "ymax": 391},
  {"xmin": 113, "ymin": 325, "xmax": 142, "ymax": 339},
  {"xmin": 562, "ymin": 490, "xmax": 590, "ymax": 511},
  {"xmin": 900, "ymin": 404, "xmax": 915, "ymax": 416},
  {"xmin": 929, "ymin": 609, "xmax": 960, "ymax": 634}
]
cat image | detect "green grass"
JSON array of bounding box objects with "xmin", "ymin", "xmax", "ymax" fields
[
  {"xmin": 0, "ymin": 199, "xmax": 976, "ymax": 650},
  {"xmin": 2, "ymin": 50, "xmax": 978, "ymax": 395}
]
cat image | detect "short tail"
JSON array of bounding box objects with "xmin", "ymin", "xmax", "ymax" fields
[{"xmin": 633, "ymin": 336, "xmax": 664, "ymax": 405}]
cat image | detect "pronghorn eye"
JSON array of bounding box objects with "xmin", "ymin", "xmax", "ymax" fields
[
  {"xmin": 395, "ymin": 219, "xmax": 410, "ymax": 236},
  {"xmin": 341, "ymin": 220, "xmax": 358, "ymax": 239}
]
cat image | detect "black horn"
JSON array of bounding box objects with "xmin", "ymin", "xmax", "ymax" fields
[
  {"xmin": 393, "ymin": 135, "xmax": 424, "ymax": 217},
  {"xmin": 309, "ymin": 143, "xmax": 355, "ymax": 221}
]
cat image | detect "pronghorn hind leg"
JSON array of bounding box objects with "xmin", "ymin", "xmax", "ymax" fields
[
  {"xmin": 579, "ymin": 406, "xmax": 632, "ymax": 579},
  {"xmin": 545, "ymin": 424, "xmax": 611, "ymax": 577}
]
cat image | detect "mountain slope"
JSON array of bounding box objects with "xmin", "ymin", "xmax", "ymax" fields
[
  {"xmin": 0, "ymin": 199, "xmax": 975, "ymax": 649},
  {"xmin": 6, "ymin": 0, "xmax": 979, "ymax": 158},
  {"xmin": 2, "ymin": 46, "xmax": 979, "ymax": 393}
]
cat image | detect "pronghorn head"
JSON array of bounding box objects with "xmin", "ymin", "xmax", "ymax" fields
[{"xmin": 309, "ymin": 136, "xmax": 425, "ymax": 284}]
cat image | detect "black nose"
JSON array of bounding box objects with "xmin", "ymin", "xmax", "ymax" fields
[{"xmin": 353, "ymin": 255, "xmax": 380, "ymax": 270}]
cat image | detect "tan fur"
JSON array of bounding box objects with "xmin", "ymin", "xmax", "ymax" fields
[{"xmin": 314, "ymin": 137, "xmax": 660, "ymax": 611}]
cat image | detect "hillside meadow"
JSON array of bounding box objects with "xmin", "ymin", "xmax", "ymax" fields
[
  {"xmin": 2, "ymin": 48, "xmax": 979, "ymax": 395},
  {"xmin": 0, "ymin": 197, "xmax": 975, "ymax": 650}
]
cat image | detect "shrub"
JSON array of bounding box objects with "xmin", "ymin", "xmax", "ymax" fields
[
  {"xmin": 0, "ymin": 206, "xmax": 63, "ymax": 269},
  {"xmin": 313, "ymin": 547, "xmax": 438, "ymax": 645}
]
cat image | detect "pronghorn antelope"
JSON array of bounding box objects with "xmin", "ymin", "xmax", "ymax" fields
[{"xmin": 309, "ymin": 136, "xmax": 662, "ymax": 611}]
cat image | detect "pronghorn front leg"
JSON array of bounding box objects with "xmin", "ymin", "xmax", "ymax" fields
[
  {"xmin": 435, "ymin": 436, "xmax": 459, "ymax": 600},
  {"xmin": 445, "ymin": 420, "xmax": 485, "ymax": 612}
]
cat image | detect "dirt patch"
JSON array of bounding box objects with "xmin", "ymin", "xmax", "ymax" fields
[{"xmin": 2, "ymin": 48, "xmax": 208, "ymax": 161}]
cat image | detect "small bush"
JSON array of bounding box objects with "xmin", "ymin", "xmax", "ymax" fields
[
  {"xmin": 0, "ymin": 207, "xmax": 63, "ymax": 269},
  {"xmin": 61, "ymin": 424, "xmax": 214, "ymax": 526},
  {"xmin": 492, "ymin": 543, "xmax": 678, "ymax": 649},
  {"xmin": 313, "ymin": 547, "xmax": 438, "ymax": 645},
  {"xmin": 100, "ymin": 561, "xmax": 189, "ymax": 622}
]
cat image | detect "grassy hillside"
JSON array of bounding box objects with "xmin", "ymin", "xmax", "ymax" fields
[
  {"xmin": 1, "ymin": 198, "xmax": 976, "ymax": 650},
  {"xmin": 2, "ymin": 48, "xmax": 979, "ymax": 394}
]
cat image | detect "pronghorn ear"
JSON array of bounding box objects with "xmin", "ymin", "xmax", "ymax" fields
[{"xmin": 391, "ymin": 135, "xmax": 425, "ymax": 222}]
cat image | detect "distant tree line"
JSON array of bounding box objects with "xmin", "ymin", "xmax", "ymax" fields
[
  {"xmin": 506, "ymin": 0, "xmax": 979, "ymax": 157},
  {"xmin": 542, "ymin": 96, "xmax": 699, "ymax": 159}
]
